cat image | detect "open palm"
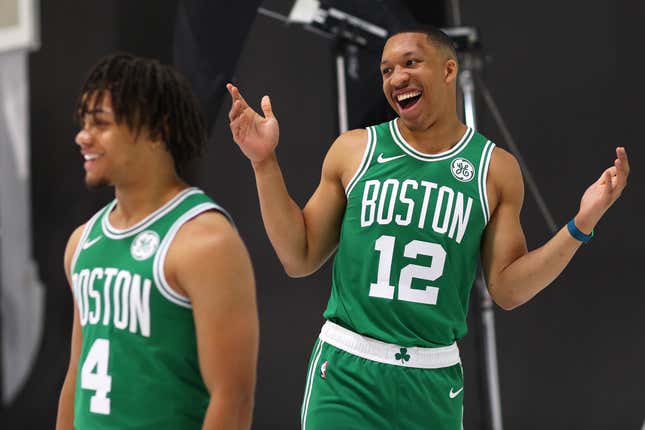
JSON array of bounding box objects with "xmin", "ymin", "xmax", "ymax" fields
[
  {"xmin": 578, "ymin": 147, "xmax": 629, "ymax": 226},
  {"xmin": 227, "ymin": 83, "xmax": 279, "ymax": 163}
]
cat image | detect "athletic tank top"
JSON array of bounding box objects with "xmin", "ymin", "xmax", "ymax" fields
[
  {"xmin": 324, "ymin": 119, "xmax": 495, "ymax": 347},
  {"xmin": 71, "ymin": 187, "xmax": 230, "ymax": 429}
]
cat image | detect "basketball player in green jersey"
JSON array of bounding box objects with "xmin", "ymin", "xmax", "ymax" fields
[
  {"xmin": 228, "ymin": 27, "xmax": 630, "ymax": 429},
  {"xmin": 56, "ymin": 54, "xmax": 258, "ymax": 430}
]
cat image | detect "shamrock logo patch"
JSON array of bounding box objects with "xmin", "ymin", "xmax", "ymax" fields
[
  {"xmin": 395, "ymin": 348, "xmax": 410, "ymax": 363},
  {"xmin": 130, "ymin": 230, "xmax": 160, "ymax": 261}
]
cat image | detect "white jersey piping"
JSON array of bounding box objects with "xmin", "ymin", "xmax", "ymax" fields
[
  {"xmin": 70, "ymin": 208, "xmax": 105, "ymax": 274},
  {"xmin": 102, "ymin": 187, "xmax": 202, "ymax": 239},
  {"xmin": 152, "ymin": 202, "xmax": 224, "ymax": 308},
  {"xmin": 345, "ymin": 126, "xmax": 377, "ymax": 198},
  {"xmin": 301, "ymin": 339, "xmax": 325, "ymax": 430},
  {"xmin": 390, "ymin": 119, "xmax": 474, "ymax": 162},
  {"xmin": 478, "ymin": 141, "xmax": 495, "ymax": 223}
]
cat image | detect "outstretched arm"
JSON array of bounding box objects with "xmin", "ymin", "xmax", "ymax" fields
[
  {"xmin": 167, "ymin": 212, "xmax": 258, "ymax": 430},
  {"xmin": 227, "ymin": 84, "xmax": 365, "ymax": 277},
  {"xmin": 482, "ymin": 147, "xmax": 629, "ymax": 310}
]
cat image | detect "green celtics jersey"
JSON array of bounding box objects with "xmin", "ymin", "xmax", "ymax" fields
[
  {"xmin": 71, "ymin": 187, "xmax": 229, "ymax": 429},
  {"xmin": 324, "ymin": 119, "xmax": 495, "ymax": 347}
]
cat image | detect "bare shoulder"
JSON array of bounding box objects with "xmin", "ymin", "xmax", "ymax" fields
[
  {"xmin": 489, "ymin": 147, "xmax": 521, "ymax": 176},
  {"xmin": 487, "ymin": 147, "xmax": 524, "ymax": 212},
  {"xmin": 171, "ymin": 210, "xmax": 244, "ymax": 260},
  {"xmin": 165, "ymin": 210, "xmax": 252, "ymax": 296},
  {"xmin": 63, "ymin": 224, "xmax": 87, "ymax": 283},
  {"xmin": 329, "ymin": 128, "xmax": 369, "ymax": 157},
  {"xmin": 325, "ymin": 128, "xmax": 370, "ymax": 188}
]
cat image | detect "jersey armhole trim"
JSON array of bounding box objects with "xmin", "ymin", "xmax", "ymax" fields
[
  {"xmin": 70, "ymin": 206, "xmax": 108, "ymax": 274},
  {"xmin": 478, "ymin": 141, "xmax": 495, "ymax": 223},
  {"xmin": 345, "ymin": 127, "xmax": 376, "ymax": 198},
  {"xmin": 152, "ymin": 202, "xmax": 220, "ymax": 308}
]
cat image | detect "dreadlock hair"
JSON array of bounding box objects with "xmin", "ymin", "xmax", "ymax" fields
[
  {"xmin": 388, "ymin": 25, "xmax": 458, "ymax": 63},
  {"xmin": 76, "ymin": 53, "xmax": 206, "ymax": 173}
]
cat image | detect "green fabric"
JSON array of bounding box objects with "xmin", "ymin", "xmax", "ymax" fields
[
  {"xmin": 324, "ymin": 120, "xmax": 495, "ymax": 347},
  {"xmin": 72, "ymin": 188, "xmax": 227, "ymax": 429},
  {"xmin": 301, "ymin": 340, "xmax": 464, "ymax": 430}
]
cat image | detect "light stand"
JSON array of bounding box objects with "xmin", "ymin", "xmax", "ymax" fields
[
  {"xmin": 446, "ymin": 26, "xmax": 504, "ymax": 430},
  {"xmin": 282, "ymin": 1, "xmax": 388, "ymax": 133},
  {"xmin": 449, "ymin": 22, "xmax": 560, "ymax": 429}
]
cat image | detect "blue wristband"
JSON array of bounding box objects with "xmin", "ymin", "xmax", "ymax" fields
[{"xmin": 567, "ymin": 219, "xmax": 594, "ymax": 243}]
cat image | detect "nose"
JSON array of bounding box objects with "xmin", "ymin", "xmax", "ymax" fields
[
  {"xmin": 391, "ymin": 65, "xmax": 410, "ymax": 88},
  {"xmin": 75, "ymin": 128, "xmax": 91, "ymax": 147}
]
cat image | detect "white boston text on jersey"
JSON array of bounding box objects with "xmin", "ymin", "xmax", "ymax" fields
[
  {"xmin": 72, "ymin": 267, "xmax": 151, "ymax": 337},
  {"xmin": 360, "ymin": 178, "xmax": 473, "ymax": 244}
]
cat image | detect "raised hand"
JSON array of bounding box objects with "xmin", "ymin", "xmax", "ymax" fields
[
  {"xmin": 577, "ymin": 147, "xmax": 630, "ymax": 230},
  {"xmin": 227, "ymin": 83, "xmax": 280, "ymax": 164}
]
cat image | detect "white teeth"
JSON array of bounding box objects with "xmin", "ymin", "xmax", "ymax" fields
[
  {"xmin": 84, "ymin": 154, "xmax": 100, "ymax": 161},
  {"xmin": 396, "ymin": 91, "xmax": 421, "ymax": 101}
]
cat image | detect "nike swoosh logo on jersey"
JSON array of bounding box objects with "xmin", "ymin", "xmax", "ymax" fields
[
  {"xmin": 82, "ymin": 235, "xmax": 102, "ymax": 250},
  {"xmin": 449, "ymin": 387, "xmax": 464, "ymax": 399},
  {"xmin": 377, "ymin": 153, "xmax": 406, "ymax": 163}
]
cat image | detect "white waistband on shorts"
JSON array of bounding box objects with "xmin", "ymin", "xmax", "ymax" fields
[{"xmin": 319, "ymin": 320, "xmax": 460, "ymax": 369}]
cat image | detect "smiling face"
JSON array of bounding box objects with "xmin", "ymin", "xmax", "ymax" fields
[
  {"xmin": 380, "ymin": 32, "xmax": 458, "ymax": 130},
  {"xmin": 75, "ymin": 92, "xmax": 151, "ymax": 189}
]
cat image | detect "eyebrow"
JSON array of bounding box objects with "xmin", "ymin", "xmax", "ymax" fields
[
  {"xmin": 84, "ymin": 108, "xmax": 113, "ymax": 116},
  {"xmin": 381, "ymin": 51, "xmax": 418, "ymax": 65}
]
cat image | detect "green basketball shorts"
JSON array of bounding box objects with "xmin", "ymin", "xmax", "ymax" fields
[{"xmin": 300, "ymin": 321, "xmax": 464, "ymax": 430}]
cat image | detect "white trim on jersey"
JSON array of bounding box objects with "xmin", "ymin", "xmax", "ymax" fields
[
  {"xmin": 345, "ymin": 126, "xmax": 377, "ymax": 198},
  {"xmin": 152, "ymin": 202, "xmax": 226, "ymax": 308},
  {"xmin": 102, "ymin": 187, "xmax": 203, "ymax": 239},
  {"xmin": 477, "ymin": 141, "xmax": 496, "ymax": 223},
  {"xmin": 70, "ymin": 208, "xmax": 105, "ymax": 275},
  {"xmin": 390, "ymin": 119, "xmax": 474, "ymax": 162}
]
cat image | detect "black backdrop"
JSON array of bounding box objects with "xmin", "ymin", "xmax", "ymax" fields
[{"xmin": 5, "ymin": 0, "xmax": 644, "ymax": 428}]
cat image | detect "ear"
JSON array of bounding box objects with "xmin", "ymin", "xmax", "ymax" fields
[
  {"xmin": 147, "ymin": 130, "xmax": 165, "ymax": 151},
  {"xmin": 444, "ymin": 58, "xmax": 458, "ymax": 84}
]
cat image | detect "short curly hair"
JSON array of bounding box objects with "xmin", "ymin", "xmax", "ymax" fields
[{"xmin": 76, "ymin": 53, "xmax": 206, "ymax": 173}]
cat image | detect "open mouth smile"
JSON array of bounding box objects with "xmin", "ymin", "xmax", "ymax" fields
[
  {"xmin": 82, "ymin": 153, "xmax": 103, "ymax": 170},
  {"xmin": 395, "ymin": 90, "xmax": 422, "ymax": 112}
]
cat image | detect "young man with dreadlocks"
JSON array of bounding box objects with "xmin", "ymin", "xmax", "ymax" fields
[
  {"xmin": 228, "ymin": 27, "xmax": 629, "ymax": 429},
  {"xmin": 56, "ymin": 53, "xmax": 258, "ymax": 430}
]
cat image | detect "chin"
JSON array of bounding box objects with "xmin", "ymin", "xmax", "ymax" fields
[
  {"xmin": 85, "ymin": 175, "xmax": 110, "ymax": 190},
  {"xmin": 398, "ymin": 114, "xmax": 423, "ymax": 129}
]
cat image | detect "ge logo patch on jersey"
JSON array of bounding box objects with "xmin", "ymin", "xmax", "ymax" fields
[
  {"xmin": 130, "ymin": 230, "xmax": 160, "ymax": 261},
  {"xmin": 450, "ymin": 158, "xmax": 475, "ymax": 182}
]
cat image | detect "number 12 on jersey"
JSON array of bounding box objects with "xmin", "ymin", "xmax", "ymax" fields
[{"xmin": 369, "ymin": 235, "xmax": 447, "ymax": 305}]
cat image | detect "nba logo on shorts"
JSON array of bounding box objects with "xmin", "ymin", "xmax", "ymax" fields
[{"xmin": 320, "ymin": 361, "xmax": 328, "ymax": 379}]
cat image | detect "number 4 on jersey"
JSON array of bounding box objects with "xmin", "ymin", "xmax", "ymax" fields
[
  {"xmin": 81, "ymin": 338, "xmax": 112, "ymax": 414},
  {"xmin": 369, "ymin": 235, "xmax": 447, "ymax": 305}
]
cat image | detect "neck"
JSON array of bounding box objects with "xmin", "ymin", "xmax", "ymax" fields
[
  {"xmin": 398, "ymin": 115, "xmax": 467, "ymax": 154},
  {"xmin": 111, "ymin": 173, "xmax": 188, "ymax": 229}
]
